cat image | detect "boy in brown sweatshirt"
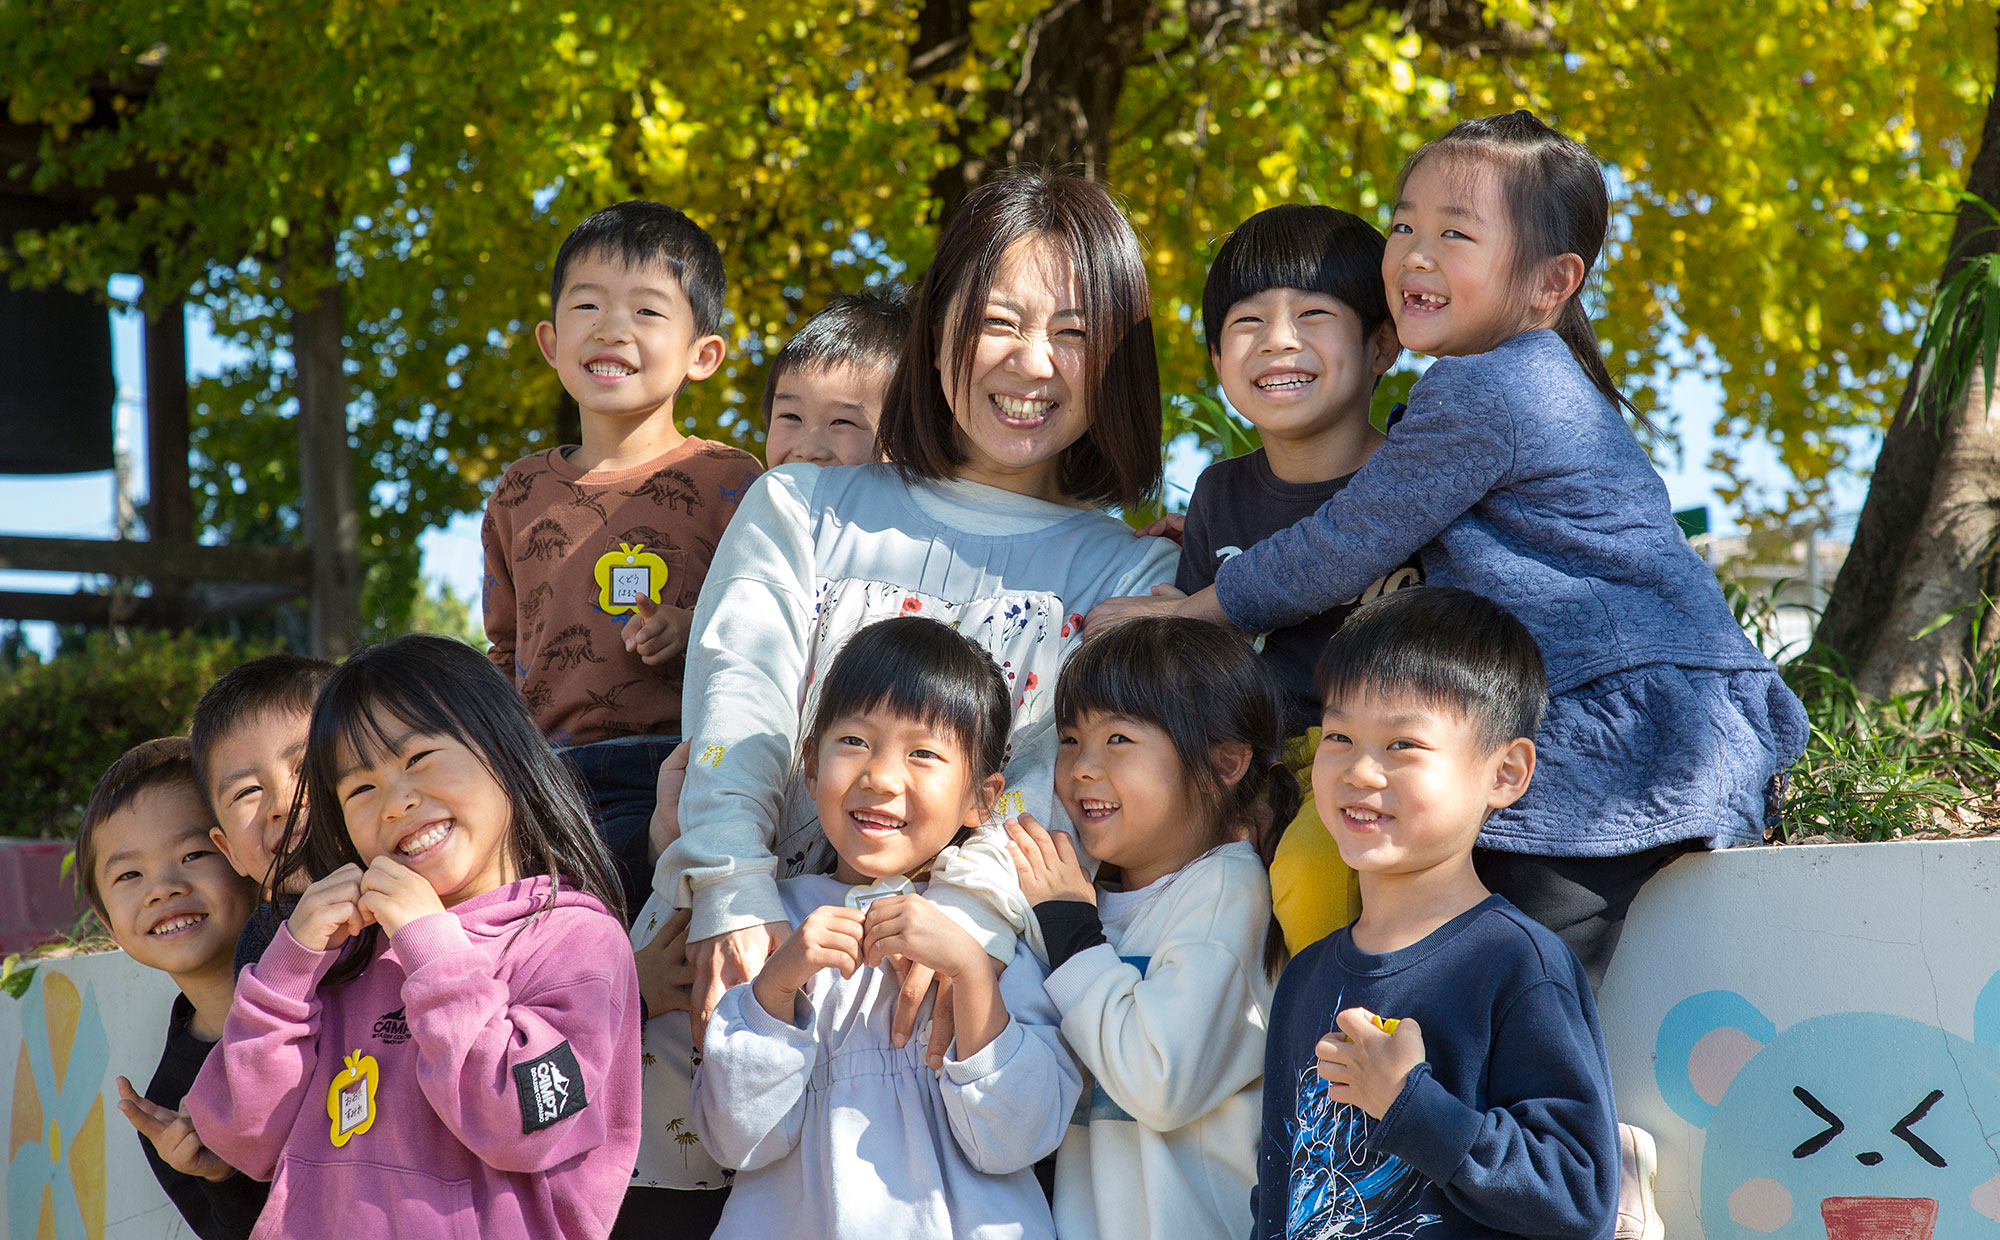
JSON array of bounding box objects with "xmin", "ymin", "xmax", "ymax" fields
[{"xmin": 482, "ymin": 200, "xmax": 761, "ymax": 920}]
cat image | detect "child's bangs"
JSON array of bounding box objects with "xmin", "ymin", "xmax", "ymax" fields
[
  {"xmin": 1052, "ymin": 631, "xmax": 1181, "ymax": 734},
  {"xmin": 314, "ymin": 658, "xmax": 489, "ymax": 789},
  {"xmin": 811, "ymin": 662, "xmax": 989, "ymax": 771},
  {"xmin": 805, "ymin": 619, "xmax": 1012, "ymax": 778}
]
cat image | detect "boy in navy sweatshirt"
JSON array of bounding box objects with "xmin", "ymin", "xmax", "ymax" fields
[{"xmin": 1255, "ymin": 587, "xmax": 1617, "ymax": 1240}]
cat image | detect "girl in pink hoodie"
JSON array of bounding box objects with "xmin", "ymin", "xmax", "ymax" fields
[{"xmin": 187, "ymin": 634, "xmax": 641, "ymax": 1240}]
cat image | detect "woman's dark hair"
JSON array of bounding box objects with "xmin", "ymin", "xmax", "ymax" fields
[
  {"xmin": 1201, "ymin": 204, "xmax": 1391, "ymax": 349},
  {"xmin": 1314, "ymin": 587, "xmax": 1548, "ymax": 750},
  {"xmin": 1055, "ymin": 617, "xmax": 1298, "ymax": 977},
  {"xmin": 1397, "ymin": 110, "xmax": 1639, "ymax": 417},
  {"xmin": 877, "ymin": 170, "xmax": 1162, "ymax": 510},
  {"xmin": 271, "ymin": 634, "xmax": 624, "ymax": 987},
  {"xmin": 804, "ymin": 617, "xmax": 1013, "ymax": 784}
]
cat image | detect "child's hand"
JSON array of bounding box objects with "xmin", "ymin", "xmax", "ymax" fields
[
  {"xmin": 287, "ymin": 863, "xmax": 367, "ymax": 952},
  {"xmin": 1005, "ymin": 814, "xmax": 1095, "ymax": 907},
  {"xmin": 636, "ymin": 907, "xmax": 694, "ymax": 1018},
  {"xmin": 648, "ymin": 741, "xmax": 690, "ymax": 864},
  {"xmin": 117, "ymin": 1077, "xmax": 235, "ymax": 1182},
  {"xmin": 1133, "ymin": 512, "xmax": 1186, "ymax": 544},
  {"xmin": 751, "ymin": 906, "xmax": 864, "ymax": 1022},
  {"xmin": 861, "ymin": 894, "xmax": 989, "ymax": 985},
  {"xmin": 358, "ymin": 855, "xmax": 447, "ymax": 938},
  {"xmin": 1315, "ymin": 1008, "xmax": 1426, "ymax": 1120},
  {"xmin": 621, "ymin": 596, "xmax": 693, "ymax": 667}
]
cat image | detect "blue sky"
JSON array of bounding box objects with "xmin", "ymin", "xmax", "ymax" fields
[{"xmin": 0, "ymin": 283, "xmax": 1870, "ymax": 655}]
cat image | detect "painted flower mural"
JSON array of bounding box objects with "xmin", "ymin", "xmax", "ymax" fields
[{"xmin": 8, "ymin": 970, "xmax": 109, "ymax": 1240}]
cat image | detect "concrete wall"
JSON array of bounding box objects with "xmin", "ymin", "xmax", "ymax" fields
[{"xmin": 9, "ymin": 837, "xmax": 2000, "ymax": 1238}]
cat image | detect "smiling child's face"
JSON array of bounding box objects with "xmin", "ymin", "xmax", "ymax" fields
[
  {"xmin": 536, "ymin": 252, "xmax": 724, "ymax": 423},
  {"xmin": 1211, "ymin": 287, "xmax": 1397, "ymax": 445},
  {"xmin": 95, "ymin": 783, "xmax": 257, "ymax": 981},
  {"xmin": 334, "ymin": 721, "xmax": 516, "ymax": 909},
  {"xmin": 765, "ymin": 361, "xmax": 889, "ymax": 468},
  {"xmin": 205, "ymin": 708, "xmax": 312, "ymax": 896},
  {"xmin": 807, "ymin": 709, "xmax": 1000, "ymax": 886}
]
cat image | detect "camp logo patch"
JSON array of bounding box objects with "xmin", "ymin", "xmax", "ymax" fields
[
  {"xmin": 372, "ymin": 1006, "xmax": 410, "ymax": 1045},
  {"xmin": 513, "ymin": 1040, "xmax": 588, "ymax": 1134}
]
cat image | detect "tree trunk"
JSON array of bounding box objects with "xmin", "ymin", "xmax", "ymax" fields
[
  {"xmin": 908, "ymin": 0, "xmax": 1552, "ymax": 220},
  {"xmin": 1816, "ymin": 11, "xmax": 2000, "ymax": 689},
  {"xmin": 293, "ymin": 237, "xmax": 362, "ymax": 657}
]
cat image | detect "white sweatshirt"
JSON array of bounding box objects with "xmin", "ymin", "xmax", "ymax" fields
[
  {"xmin": 1045, "ymin": 842, "xmax": 1275, "ymax": 1240},
  {"xmin": 658, "ymin": 463, "xmax": 1178, "ymax": 955},
  {"xmin": 692, "ymin": 876, "xmax": 1082, "ymax": 1239}
]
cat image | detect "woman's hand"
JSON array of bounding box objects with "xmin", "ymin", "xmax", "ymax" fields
[
  {"xmin": 286, "ymin": 864, "xmax": 367, "ymax": 952},
  {"xmin": 751, "ymin": 907, "xmax": 864, "ymax": 1022},
  {"xmin": 690, "ymin": 921, "xmax": 792, "ymax": 1050},
  {"xmin": 357, "ymin": 854, "xmax": 447, "ymax": 938},
  {"xmin": 1005, "ymin": 814, "xmax": 1095, "ymax": 906}
]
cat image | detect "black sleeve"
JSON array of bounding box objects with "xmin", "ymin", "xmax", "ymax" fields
[
  {"xmin": 1174, "ymin": 472, "xmax": 1221, "ymax": 596},
  {"xmin": 200, "ymin": 1170, "xmax": 271, "ymax": 1240},
  {"xmin": 1033, "ymin": 900, "xmax": 1108, "ymax": 970}
]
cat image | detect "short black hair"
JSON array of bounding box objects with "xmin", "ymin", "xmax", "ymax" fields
[
  {"xmin": 1314, "ymin": 587, "xmax": 1547, "ymax": 749},
  {"xmin": 1201, "ymin": 204, "xmax": 1391, "ymax": 350},
  {"xmin": 188, "ymin": 653, "xmax": 335, "ymax": 803},
  {"xmin": 548, "ymin": 200, "xmax": 727, "ymax": 339},
  {"xmin": 878, "ymin": 170, "xmax": 1163, "ymax": 510},
  {"xmin": 761, "ymin": 288, "xmax": 914, "ymax": 424},
  {"xmin": 804, "ymin": 617, "xmax": 1012, "ymax": 784},
  {"xmin": 77, "ymin": 737, "xmax": 207, "ymax": 919}
]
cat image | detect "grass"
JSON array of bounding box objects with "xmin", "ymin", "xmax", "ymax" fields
[{"xmin": 1737, "ymin": 585, "xmax": 2000, "ymax": 844}]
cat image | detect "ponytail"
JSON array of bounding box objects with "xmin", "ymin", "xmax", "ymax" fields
[
  {"xmin": 1248, "ymin": 762, "xmax": 1302, "ymax": 979},
  {"xmin": 1554, "ymin": 296, "xmax": 1641, "ymax": 420}
]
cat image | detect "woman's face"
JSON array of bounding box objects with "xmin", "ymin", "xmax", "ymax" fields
[{"xmin": 938, "ymin": 233, "xmax": 1092, "ymax": 502}]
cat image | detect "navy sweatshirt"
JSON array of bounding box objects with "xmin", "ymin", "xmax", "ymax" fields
[{"xmin": 1254, "ymin": 896, "xmax": 1617, "ymax": 1240}]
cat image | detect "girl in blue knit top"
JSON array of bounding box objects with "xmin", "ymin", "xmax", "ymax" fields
[{"xmin": 1090, "ymin": 110, "xmax": 1807, "ymax": 992}]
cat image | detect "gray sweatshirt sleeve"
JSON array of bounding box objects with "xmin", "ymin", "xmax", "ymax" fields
[
  {"xmin": 1214, "ymin": 361, "xmax": 1517, "ymax": 633},
  {"xmin": 690, "ymin": 981, "xmax": 815, "ymax": 1171},
  {"xmin": 937, "ymin": 941, "xmax": 1082, "ymax": 1174}
]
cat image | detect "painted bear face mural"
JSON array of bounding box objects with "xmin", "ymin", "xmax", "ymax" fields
[{"xmin": 1656, "ymin": 983, "xmax": 2000, "ymax": 1239}]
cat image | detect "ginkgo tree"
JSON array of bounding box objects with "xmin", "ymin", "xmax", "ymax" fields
[{"xmin": 1, "ymin": 0, "xmax": 1988, "ymax": 641}]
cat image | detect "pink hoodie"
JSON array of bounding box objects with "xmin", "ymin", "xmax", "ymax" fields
[{"xmin": 187, "ymin": 876, "xmax": 641, "ymax": 1239}]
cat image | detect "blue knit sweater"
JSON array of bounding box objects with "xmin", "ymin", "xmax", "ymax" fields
[{"xmin": 1214, "ymin": 329, "xmax": 1774, "ymax": 697}]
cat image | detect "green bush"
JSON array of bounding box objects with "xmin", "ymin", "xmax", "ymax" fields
[{"xmin": 0, "ymin": 630, "xmax": 277, "ymax": 839}]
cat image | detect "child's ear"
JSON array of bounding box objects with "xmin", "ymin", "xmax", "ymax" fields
[
  {"xmin": 802, "ymin": 745, "xmax": 820, "ymax": 795},
  {"xmin": 534, "ymin": 319, "xmax": 560, "ymax": 368},
  {"xmin": 1210, "ymin": 741, "xmax": 1254, "ymax": 790},
  {"xmin": 210, "ymin": 824, "xmax": 247, "ymax": 877},
  {"xmin": 967, "ymin": 771, "xmax": 1007, "ymax": 826},
  {"xmin": 1486, "ymin": 737, "xmax": 1536, "ymax": 810},
  {"xmin": 686, "ymin": 333, "xmax": 727, "ymax": 382},
  {"xmin": 1533, "ymin": 254, "xmax": 1587, "ymax": 314},
  {"xmin": 1367, "ymin": 320, "xmax": 1401, "ymax": 376}
]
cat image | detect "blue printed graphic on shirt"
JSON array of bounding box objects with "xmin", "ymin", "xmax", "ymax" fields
[
  {"xmin": 1070, "ymin": 955, "xmax": 1150, "ymax": 1126},
  {"xmin": 1286, "ymin": 1013, "xmax": 1438, "ymax": 1240}
]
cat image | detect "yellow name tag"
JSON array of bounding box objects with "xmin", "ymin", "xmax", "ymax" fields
[
  {"xmin": 594, "ymin": 543, "xmax": 668, "ymax": 615},
  {"xmin": 328, "ymin": 1049, "xmax": 379, "ymax": 1147}
]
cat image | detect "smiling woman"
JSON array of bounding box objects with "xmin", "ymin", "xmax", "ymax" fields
[{"xmin": 648, "ymin": 173, "xmax": 1181, "ymax": 1109}]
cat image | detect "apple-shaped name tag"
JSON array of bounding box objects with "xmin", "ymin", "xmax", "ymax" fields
[
  {"xmin": 844, "ymin": 875, "xmax": 915, "ymax": 912},
  {"xmin": 328, "ymin": 1049, "xmax": 379, "ymax": 1147},
  {"xmin": 594, "ymin": 542, "xmax": 668, "ymax": 615}
]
